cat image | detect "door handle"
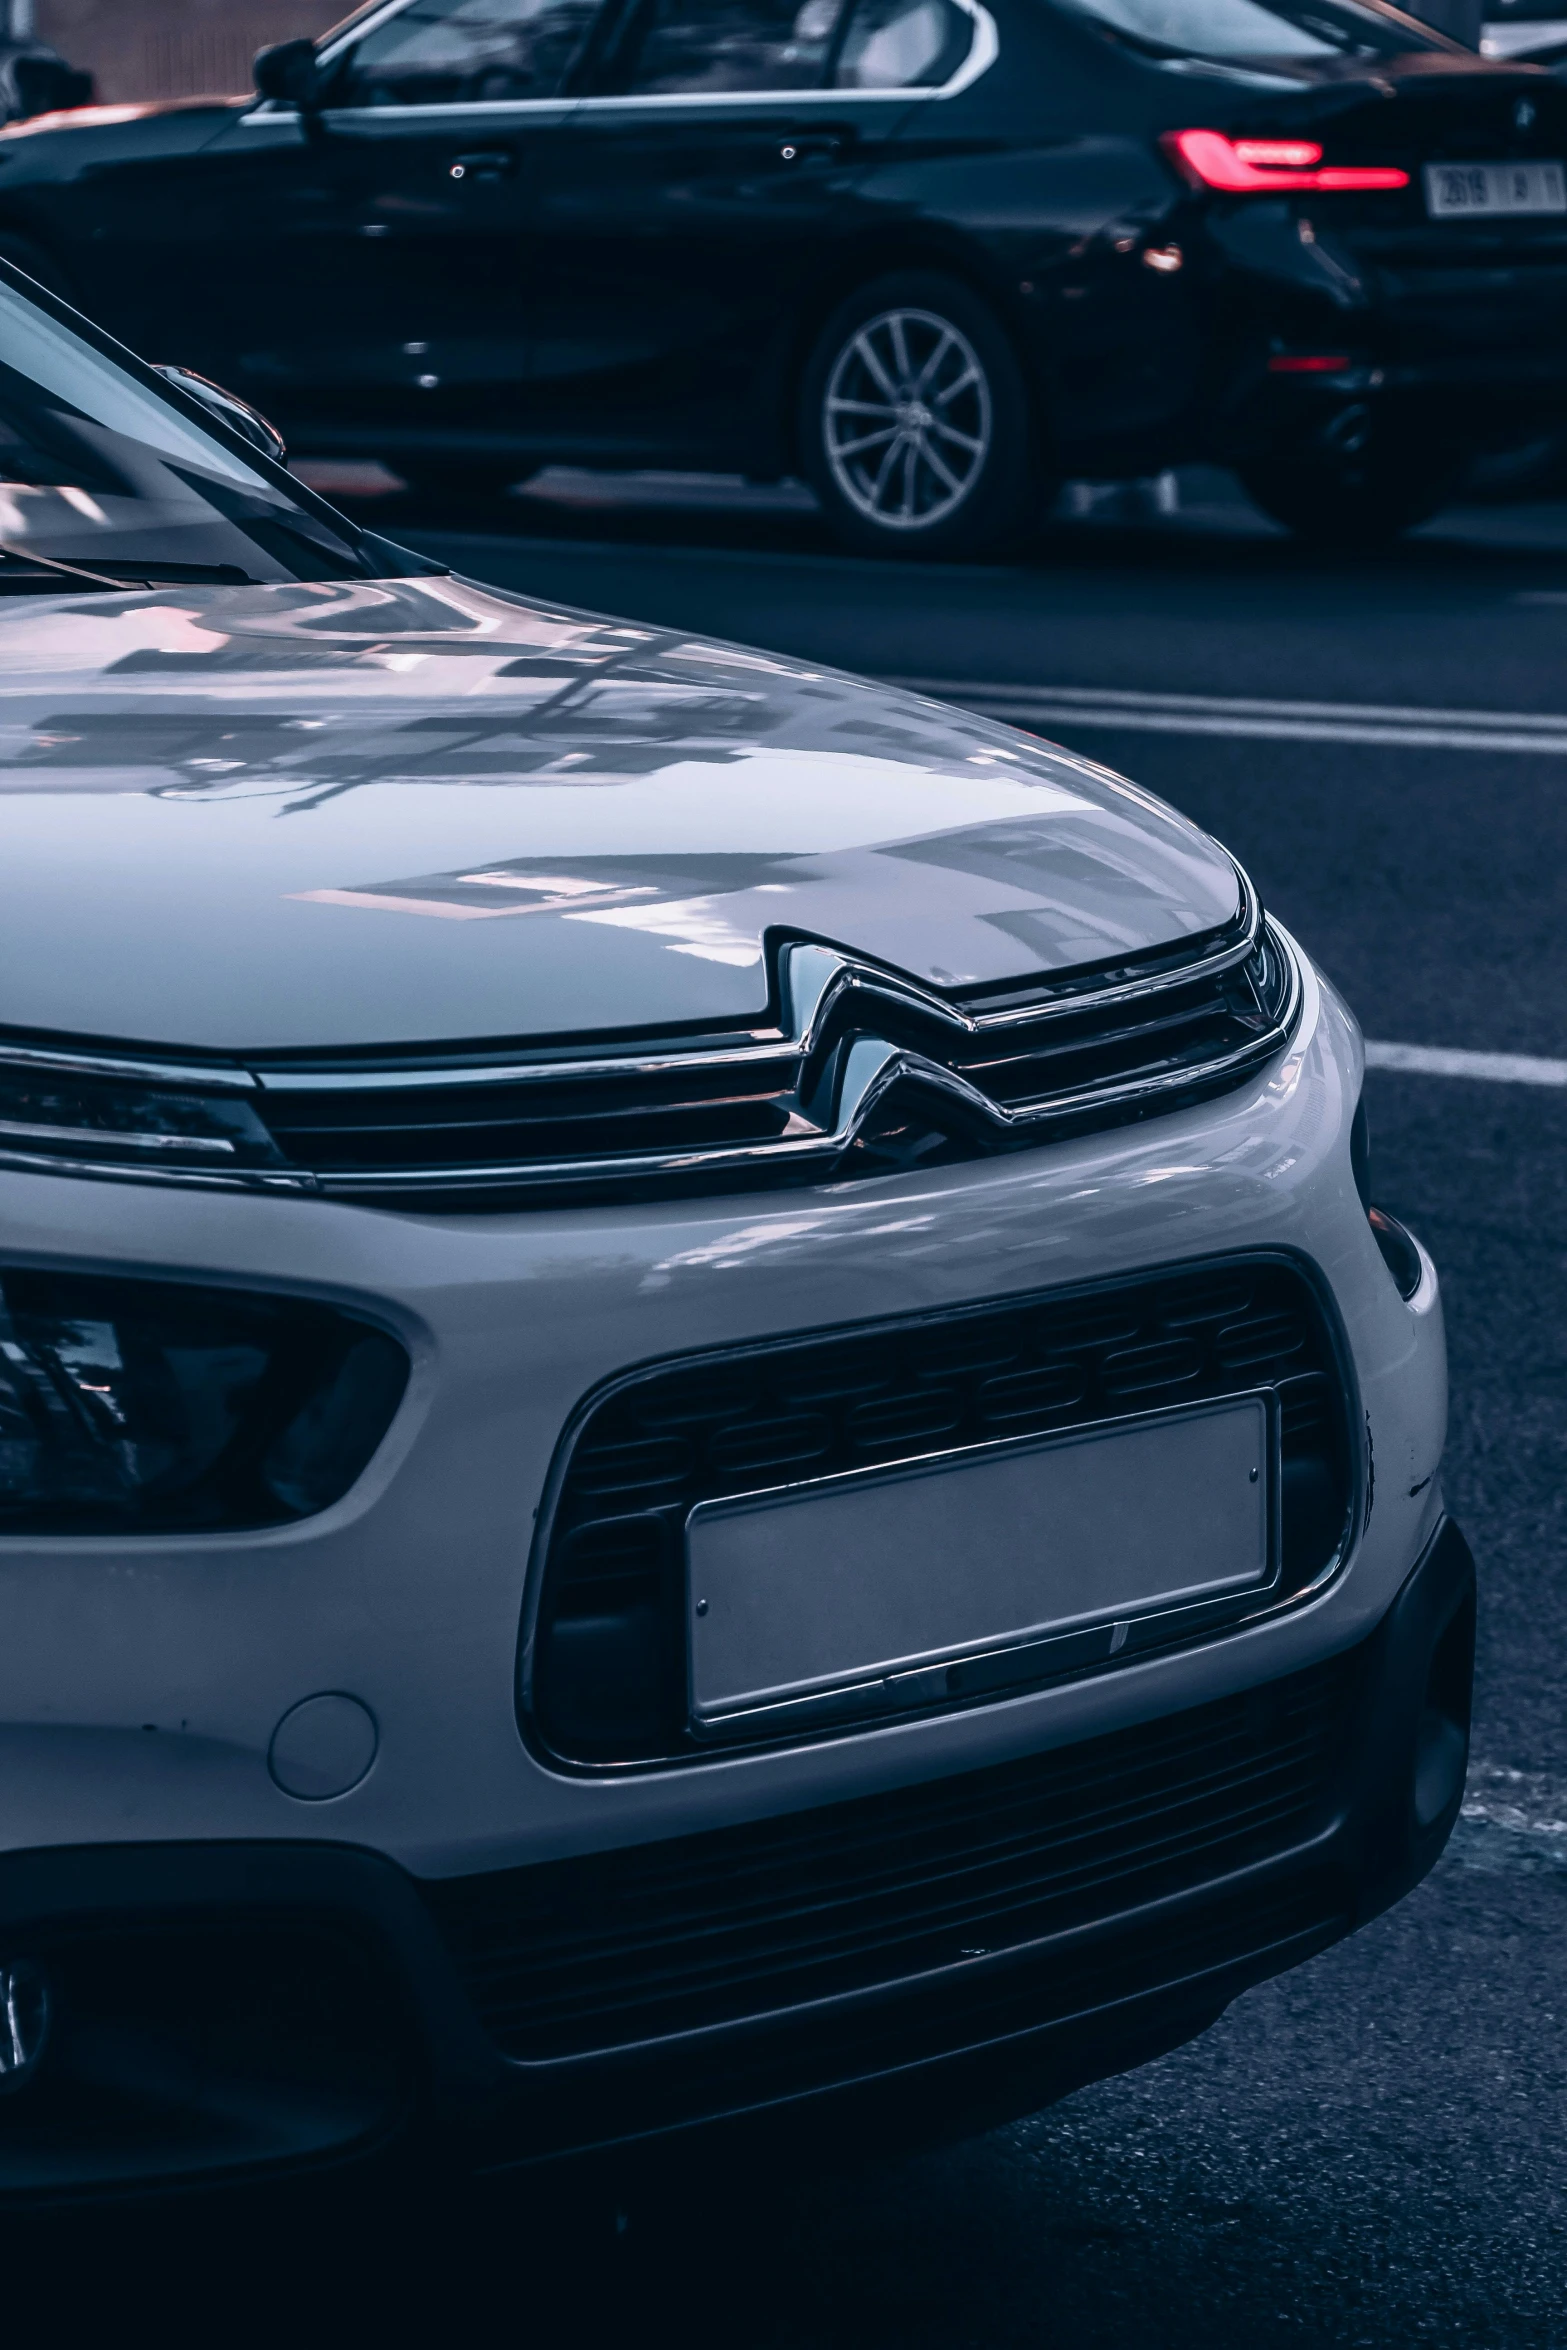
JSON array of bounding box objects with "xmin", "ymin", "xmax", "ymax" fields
[
  {"xmin": 449, "ymin": 150, "xmax": 515, "ymax": 181},
  {"xmin": 778, "ymin": 132, "xmax": 853, "ymax": 164}
]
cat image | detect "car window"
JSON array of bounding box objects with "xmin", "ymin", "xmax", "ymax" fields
[
  {"xmin": 332, "ymin": 0, "xmax": 602, "ymax": 103},
  {"xmin": 0, "ymin": 271, "xmax": 392, "ymax": 585},
  {"xmin": 618, "ymin": 0, "xmax": 846, "ymax": 93},
  {"xmin": 832, "ymin": 0, "xmax": 974, "ymax": 83},
  {"xmin": 1056, "ymin": 0, "xmax": 1438, "ymax": 59}
]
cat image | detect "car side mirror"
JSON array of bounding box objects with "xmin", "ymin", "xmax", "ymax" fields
[
  {"xmin": 154, "ymin": 366, "xmax": 288, "ymax": 467},
  {"xmin": 253, "ymin": 37, "xmax": 321, "ymax": 110}
]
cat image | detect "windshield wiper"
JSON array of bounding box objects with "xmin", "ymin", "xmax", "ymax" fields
[
  {"xmin": 0, "ymin": 547, "xmax": 265, "ymax": 593},
  {"xmin": 0, "ymin": 540, "xmax": 140, "ymax": 592},
  {"xmin": 88, "ymin": 561, "xmax": 261, "ymax": 585}
]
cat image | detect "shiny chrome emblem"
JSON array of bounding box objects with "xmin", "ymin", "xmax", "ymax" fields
[
  {"xmin": 1516, "ymin": 98, "xmax": 1536, "ymax": 130},
  {"xmin": 0, "ymin": 1959, "xmax": 50, "ymax": 2094}
]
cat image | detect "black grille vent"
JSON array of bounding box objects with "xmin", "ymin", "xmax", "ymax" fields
[
  {"xmin": 432, "ymin": 1649, "xmax": 1355, "ymax": 2062},
  {"xmin": 259, "ymin": 1056, "xmax": 802, "ymax": 1183},
  {"xmin": 527, "ymin": 1255, "xmax": 1354, "ymax": 1768}
]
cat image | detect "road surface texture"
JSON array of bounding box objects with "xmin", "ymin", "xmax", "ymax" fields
[{"xmin": 33, "ymin": 472, "xmax": 1567, "ymax": 2346}]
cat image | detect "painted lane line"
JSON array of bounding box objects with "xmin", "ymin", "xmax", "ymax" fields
[
  {"xmin": 973, "ymin": 709, "xmax": 1567, "ymax": 753},
  {"xmin": 1364, "ymin": 1042, "xmax": 1567, "ymax": 1087},
  {"xmin": 901, "ymin": 678, "xmax": 1567, "ymax": 755},
  {"xmin": 908, "ymin": 679, "xmax": 1567, "ymax": 729}
]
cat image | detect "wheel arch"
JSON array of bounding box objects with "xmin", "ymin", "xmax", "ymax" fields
[{"xmin": 756, "ymin": 225, "xmax": 1058, "ymax": 484}]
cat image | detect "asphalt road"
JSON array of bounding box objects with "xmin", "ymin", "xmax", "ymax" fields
[{"xmin": 48, "ymin": 475, "xmax": 1567, "ymax": 2344}]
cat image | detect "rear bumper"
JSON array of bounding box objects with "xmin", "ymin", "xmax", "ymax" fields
[
  {"xmin": 0, "ymin": 1517, "xmax": 1475, "ymax": 2200},
  {"xmin": 1215, "ymin": 345, "xmax": 1567, "ymax": 466}
]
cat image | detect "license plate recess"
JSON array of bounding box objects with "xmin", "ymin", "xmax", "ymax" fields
[{"xmin": 686, "ymin": 1393, "xmax": 1278, "ymax": 1736}]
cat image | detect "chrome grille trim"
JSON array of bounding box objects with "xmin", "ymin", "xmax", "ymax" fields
[
  {"xmin": 0, "ymin": 862, "xmax": 1299, "ymax": 1201},
  {"xmin": 0, "ymin": 1039, "xmax": 257, "ymax": 1092},
  {"xmin": 0, "ymin": 1147, "xmax": 316, "ymax": 1195},
  {"xmin": 0, "ymin": 1116, "xmax": 239, "ymax": 1156}
]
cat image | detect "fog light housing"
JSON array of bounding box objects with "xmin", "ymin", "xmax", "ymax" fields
[{"xmin": 0, "ymin": 1268, "xmax": 409, "ymax": 1533}]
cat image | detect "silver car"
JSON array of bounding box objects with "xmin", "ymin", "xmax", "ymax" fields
[{"xmin": 0, "ymin": 263, "xmax": 1468, "ymax": 2195}]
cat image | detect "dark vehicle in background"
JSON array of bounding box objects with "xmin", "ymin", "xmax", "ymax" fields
[{"xmin": 0, "ymin": 0, "xmax": 1563, "ymax": 551}]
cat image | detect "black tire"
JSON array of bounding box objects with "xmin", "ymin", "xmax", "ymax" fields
[
  {"xmin": 799, "ymin": 270, "xmax": 1047, "ymax": 559},
  {"xmin": 0, "ymin": 232, "xmax": 77, "ymax": 305},
  {"xmin": 1238, "ymin": 446, "xmax": 1461, "ymax": 547},
  {"xmin": 1461, "ymin": 433, "xmax": 1567, "ymax": 505},
  {"xmin": 395, "ymin": 458, "xmax": 536, "ymax": 505}
]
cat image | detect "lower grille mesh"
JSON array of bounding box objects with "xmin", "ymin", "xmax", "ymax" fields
[
  {"xmin": 529, "ymin": 1255, "xmax": 1353, "ymax": 1766},
  {"xmin": 429, "ymin": 1650, "xmax": 1355, "ymax": 2062}
]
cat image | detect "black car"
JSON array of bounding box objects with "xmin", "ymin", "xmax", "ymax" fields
[{"xmin": 0, "ymin": 0, "xmax": 1563, "ymax": 552}]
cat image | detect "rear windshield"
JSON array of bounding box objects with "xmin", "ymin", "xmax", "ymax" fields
[
  {"xmin": 0, "ymin": 269, "xmax": 409, "ymax": 589},
  {"xmin": 1057, "ymin": 0, "xmax": 1442, "ymax": 62}
]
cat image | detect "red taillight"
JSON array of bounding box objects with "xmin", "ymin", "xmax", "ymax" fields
[
  {"xmin": 1236, "ymin": 139, "xmax": 1322, "ymax": 167},
  {"xmin": 1162, "ymin": 128, "xmax": 1409, "ymax": 193},
  {"xmin": 1268, "ymin": 353, "xmax": 1352, "ymax": 373}
]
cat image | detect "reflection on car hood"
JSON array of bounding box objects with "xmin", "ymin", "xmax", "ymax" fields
[{"xmin": 0, "ymin": 574, "xmax": 1240, "ymax": 1055}]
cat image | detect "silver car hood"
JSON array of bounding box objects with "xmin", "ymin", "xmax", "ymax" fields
[{"xmin": 0, "ymin": 574, "xmax": 1240, "ymax": 1056}]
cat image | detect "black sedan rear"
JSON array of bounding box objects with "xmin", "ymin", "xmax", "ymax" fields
[{"xmin": 0, "ymin": 0, "xmax": 1563, "ymax": 551}]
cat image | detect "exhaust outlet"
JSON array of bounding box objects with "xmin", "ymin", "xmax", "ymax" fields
[{"xmin": 1320, "ymin": 403, "xmax": 1372, "ymax": 457}]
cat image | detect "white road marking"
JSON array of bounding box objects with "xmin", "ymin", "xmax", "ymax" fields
[
  {"xmin": 1364, "ymin": 1043, "xmax": 1567, "ymax": 1087},
  {"xmin": 903, "ymin": 677, "xmax": 1567, "ymax": 755},
  {"xmin": 1452, "ymin": 1762, "xmax": 1567, "ymax": 1874}
]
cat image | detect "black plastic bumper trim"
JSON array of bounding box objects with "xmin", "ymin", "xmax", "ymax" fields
[{"xmin": 0, "ymin": 1515, "xmax": 1474, "ymax": 2193}]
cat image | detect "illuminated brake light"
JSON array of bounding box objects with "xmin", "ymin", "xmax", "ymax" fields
[
  {"xmin": 1163, "ymin": 129, "xmax": 1410, "ymax": 193},
  {"xmin": 1268, "ymin": 353, "xmax": 1352, "ymax": 373},
  {"xmin": 1235, "ymin": 139, "xmax": 1322, "ymax": 167}
]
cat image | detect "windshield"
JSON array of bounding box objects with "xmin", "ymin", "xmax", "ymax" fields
[
  {"xmin": 1057, "ymin": 0, "xmax": 1441, "ymax": 61},
  {"xmin": 0, "ymin": 266, "xmax": 408, "ymax": 587}
]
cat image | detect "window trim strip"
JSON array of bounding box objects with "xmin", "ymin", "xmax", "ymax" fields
[{"xmin": 240, "ymin": 0, "xmax": 997, "ymax": 122}]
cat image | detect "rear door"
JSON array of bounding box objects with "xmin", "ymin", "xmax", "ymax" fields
[{"xmin": 515, "ymin": 0, "xmax": 989, "ymax": 465}]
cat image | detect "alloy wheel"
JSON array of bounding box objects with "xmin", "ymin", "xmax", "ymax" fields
[{"xmin": 823, "ymin": 308, "xmax": 993, "ymax": 533}]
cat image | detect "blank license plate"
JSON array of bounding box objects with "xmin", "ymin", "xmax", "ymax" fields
[
  {"xmin": 686, "ymin": 1396, "xmax": 1273, "ymax": 1726},
  {"xmin": 1424, "ymin": 161, "xmax": 1567, "ymax": 217}
]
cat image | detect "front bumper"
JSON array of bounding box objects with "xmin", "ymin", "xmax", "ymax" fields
[
  {"xmin": 0, "ymin": 945, "xmax": 1457, "ymax": 2190},
  {"xmin": 0, "ymin": 1517, "xmax": 1474, "ymax": 2194}
]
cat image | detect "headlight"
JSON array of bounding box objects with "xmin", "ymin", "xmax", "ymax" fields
[
  {"xmin": 0, "ymin": 1269, "xmax": 409, "ymax": 1534},
  {"xmin": 0, "ymin": 1066, "xmax": 285, "ymax": 1179}
]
